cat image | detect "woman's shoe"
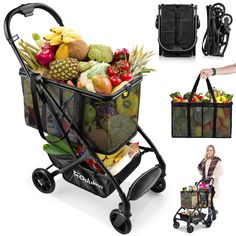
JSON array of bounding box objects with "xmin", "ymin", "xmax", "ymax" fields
[{"xmin": 212, "ymin": 210, "xmax": 218, "ymax": 221}]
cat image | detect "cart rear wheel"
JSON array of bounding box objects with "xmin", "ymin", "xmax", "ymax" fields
[
  {"xmin": 32, "ymin": 168, "xmax": 55, "ymax": 194},
  {"xmin": 212, "ymin": 3, "xmax": 225, "ymax": 16},
  {"xmin": 173, "ymin": 221, "xmax": 180, "ymax": 229},
  {"xmin": 151, "ymin": 178, "xmax": 166, "ymax": 193},
  {"xmin": 187, "ymin": 225, "xmax": 194, "ymax": 233},
  {"xmin": 110, "ymin": 209, "xmax": 132, "ymax": 234}
]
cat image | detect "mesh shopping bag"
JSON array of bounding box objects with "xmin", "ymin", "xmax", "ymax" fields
[
  {"xmin": 172, "ymin": 75, "xmax": 232, "ymax": 138},
  {"xmin": 181, "ymin": 191, "xmax": 199, "ymax": 208}
]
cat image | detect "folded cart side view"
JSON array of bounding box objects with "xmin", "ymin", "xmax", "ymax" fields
[
  {"xmin": 4, "ymin": 3, "xmax": 166, "ymax": 234},
  {"xmin": 202, "ymin": 3, "xmax": 233, "ymax": 57},
  {"xmin": 173, "ymin": 178, "xmax": 215, "ymax": 233},
  {"xmin": 155, "ymin": 4, "xmax": 200, "ymax": 57}
]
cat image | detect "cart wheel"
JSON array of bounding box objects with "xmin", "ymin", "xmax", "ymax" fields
[
  {"xmin": 32, "ymin": 168, "xmax": 55, "ymax": 194},
  {"xmin": 187, "ymin": 225, "xmax": 194, "ymax": 233},
  {"xmin": 222, "ymin": 14, "xmax": 233, "ymax": 26},
  {"xmin": 205, "ymin": 219, "xmax": 212, "ymax": 228},
  {"xmin": 151, "ymin": 178, "xmax": 166, "ymax": 193},
  {"xmin": 212, "ymin": 3, "xmax": 225, "ymax": 17},
  {"xmin": 110, "ymin": 209, "xmax": 132, "ymax": 234},
  {"xmin": 173, "ymin": 221, "xmax": 180, "ymax": 229}
]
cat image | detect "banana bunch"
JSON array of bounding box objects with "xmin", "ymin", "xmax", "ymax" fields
[
  {"xmin": 44, "ymin": 26, "xmax": 81, "ymax": 45},
  {"xmin": 96, "ymin": 145, "xmax": 130, "ymax": 168},
  {"xmin": 43, "ymin": 26, "xmax": 81, "ymax": 60}
]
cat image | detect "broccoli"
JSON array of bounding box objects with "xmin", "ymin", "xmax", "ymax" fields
[
  {"xmin": 101, "ymin": 114, "xmax": 137, "ymax": 149},
  {"xmin": 88, "ymin": 44, "xmax": 113, "ymax": 63}
]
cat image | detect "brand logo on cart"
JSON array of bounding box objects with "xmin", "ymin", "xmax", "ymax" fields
[{"xmin": 73, "ymin": 170, "xmax": 103, "ymax": 190}]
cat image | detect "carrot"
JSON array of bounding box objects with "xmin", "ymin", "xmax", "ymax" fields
[
  {"xmin": 77, "ymin": 81, "xmax": 83, "ymax": 89},
  {"xmin": 67, "ymin": 80, "xmax": 75, "ymax": 87}
]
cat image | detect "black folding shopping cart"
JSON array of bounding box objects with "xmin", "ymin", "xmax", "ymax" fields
[
  {"xmin": 4, "ymin": 3, "xmax": 166, "ymax": 234},
  {"xmin": 202, "ymin": 3, "xmax": 233, "ymax": 57},
  {"xmin": 155, "ymin": 4, "xmax": 200, "ymax": 57},
  {"xmin": 173, "ymin": 178, "xmax": 215, "ymax": 233}
]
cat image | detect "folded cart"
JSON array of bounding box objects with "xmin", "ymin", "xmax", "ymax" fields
[
  {"xmin": 4, "ymin": 3, "xmax": 166, "ymax": 234},
  {"xmin": 155, "ymin": 4, "xmax": 200, "ymax": 57},
  {"xmin": 173, "ymin": 178, "xmax": 215, "ymax": 233},
  {"xmin": 202, "ymin": 3, "xmax": 233, "ymax": 57}
]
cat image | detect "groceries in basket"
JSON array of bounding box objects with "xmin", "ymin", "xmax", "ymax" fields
[
  {"xmin": 43, "ymin": 134, "xmax": 140, "ymax": 175},
  {"xmin": 181, "ymin": 184, "xmax": 211, "ymax": 209},
  {"xmin": 198, "ymin": 183, "xmax": 210, "ymax": 190},
  {"xmin": 18, "ymin": 26, "xmax": 155, "ymax": 95},
  {"xmin": 171, "ymin": 75, "xmax": 233, "ymax": 138},
  {"xmin": 170, "ymin": 89, "xmax": 233, "ymax": 104},
  {"xmin": 82, "ymin": 142, "xmax": 140, "ymax": 175},
  {"xmin": 19, "ymin": 26, "xmax": 156, "ymax": 154}
]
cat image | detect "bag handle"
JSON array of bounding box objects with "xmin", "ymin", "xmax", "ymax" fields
[
  {"xmin": 4, "ymin": 3, "xmax": 63, "ymax": 77},
  {"xmin": 188, "ymin": 74, "xmax": 217, "ymax": 103}
]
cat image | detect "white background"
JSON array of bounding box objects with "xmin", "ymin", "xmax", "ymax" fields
[{"xmin": 0, "ymin": 0, "xmax": 236, "ymax": 235}]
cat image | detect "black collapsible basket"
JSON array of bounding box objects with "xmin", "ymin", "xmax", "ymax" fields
[
  {"xmin": 171, "ymin": 75, "xmax": 232, "ymax": 138},
  {"xmin": 21, "ymin": 69, "xmax": 141, "ymax": 154},
  {"xmin": 155, "ymin": 4, "xmax": 200, "ymax": 57},
  {"xmin": 202, "ymin": 3, "xmax": 233, "ymax": 57},
  {"xmin": 4, "ymin": 3, "xmax": 166, "ymax": 234},
  {"xmin": 180, "ymin": 189, "xmax": 211, "ymax": 209}
]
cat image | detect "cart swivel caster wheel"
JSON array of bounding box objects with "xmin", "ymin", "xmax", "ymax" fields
[
  {"xmin": 187, "ymin": 225, "xmax": 194, "ymax": 233},
  {"xmin": 32, "ymin": 168, "xmax": 55, "ymax": 194},
  {"xmin": 173, "ymin": 221, "xmax": 180, "ymax": 229},
  {"xmin": 151, "ymin": 178, "xmax": 166, "ymax": 193},
  {"xmin": 110, "ymin": 209, "xmax": 132, "ymax": 234},
  {"xmin": 205, "ymin": 220, "xmax": 212, "ymax": 228}
]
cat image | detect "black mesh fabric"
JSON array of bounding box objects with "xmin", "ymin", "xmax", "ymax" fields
[
  {"xmin": 83, "ymin": 83, "xmax": 140, "ymax": 154},
  {"xmin": 172, "ymin": 103, "xmax": 232, "ymax": 138},
  {"xmin": 21, "ymin": 76, "xmax": 80, "ymax": 143},
  {"xmin": 159, "ymin": 4, "xmax": 196, "ymax": 54},
  {"xmin": 20, "ymin": 73, "xmax": 141, "ymax": 154}
]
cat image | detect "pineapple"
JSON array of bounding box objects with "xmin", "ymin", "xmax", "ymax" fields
[
  {"xmin": 49, "ymin": 58, "xmax": 80, "ymax": 81},
  {"xmin": 129, "ymin": 45, "xmax": 156, "ymax": 78}
]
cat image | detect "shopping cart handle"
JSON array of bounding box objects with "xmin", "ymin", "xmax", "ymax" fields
[{"xmin": 4, "ymin": 3, "xmax": 63, "ymax": 41}]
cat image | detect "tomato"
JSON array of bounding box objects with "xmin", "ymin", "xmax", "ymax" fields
[
  {"xmin": 116, "ymin": 60, "xmax": 130, "ymax": 71},
  {"xmin": 107, "ymin": 66, "xmax": 120, "ymax": 76},
  {"xmin": 109, "ymin": 75, "xmax": 122, "ymax": 86},
  {"xmin": 85, "ymin": 159, "xmax": 103, "ymax": 173},
  {"xmin": 114, "ymin": 48, "xmax": 130, "ymax": 61},
  {"xmin": 77, "ymin": 144, "xmax": 85, "ymax": 155},
  {"xmin": 120, "ymin": 71, "xmax": 133, "ymax": 81}
]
